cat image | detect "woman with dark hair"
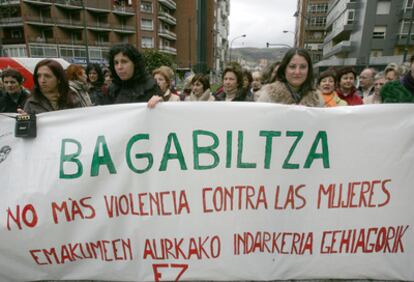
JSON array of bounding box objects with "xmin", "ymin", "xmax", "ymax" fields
[
  {"xmin": 24, "ymin": 59, "xmax": 81, "ymax": 114},
  {"xmin": 185, "ymin": 74, "xmax": 215, "ymax": 101},
  {"xmin": 262, "ymin": 61, "xmax": 281, "ymax": 84},
  {"xmin": 66, "ymin": 64, "xmax": 92, "ymax": 107},
  {"xmin": 108, "ymin": 43, "xmax": 160, "ymax": 105},
  {"xmin": 86, "ymin": 63, "xmax": 111, "ymax": 105},
  {"xmin": 335, "ymin": 66, "xmax": 363, "ymax": 105},
  {"xmin": 242, "ymin": 69, "xmax": 254, "ymax": 101},
  {"xmin": 0, "ymin": 68, "xmax": 30, "ymax": 113},
  {"xmin": 317, "ymin": 70, "xmax": 347, "ymax": 107},
  {"xmin": 258, "ymin": 48, "xmax": 321, "ymax": 106},
  {"xmin": 214, "ymin": 65, "xmax": 248, "ymax": 101}
]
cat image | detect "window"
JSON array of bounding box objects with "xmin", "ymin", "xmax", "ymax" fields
[
  {"xmin": 347, "ymin": 9, "xmax": 355, "ymax": 24},
  {"xmin": 406, "ymin": 0, "xmax": 413, "ymax": 9},
  {"xmin": 399, "ymin": 20, "xmax": 414, "ymax": 39},
  {"xmin": 140, "ymin": 1, "xmax": 153, "ymax": 13},
  {"xmin": 11, "ymin": 30, "xmax": 22, "ymax": 38},
  {"xmin": 141, "ymin": 37, "xmax": 153, "ymax": 48},
  {"xmin": 308, "ymin": 4, "xmax": 328, "ymax": 13},
  {"xmin": 141, "ymin": 19, "xmax": 153, "ymax": 31},
  {"xmin": 370, "ymin": 50, "xmax": 383, "ymax": 57},
  {"xmin": 373, "ymin": 26, "xmax": 386, "ymax": 39},
  {"xmin": 376, "ymin": 1, "xmax": 391, "ymax": 15},
  {"xmin": 307, "ymin": 16, "xmax": 326, "ymax": 26}
]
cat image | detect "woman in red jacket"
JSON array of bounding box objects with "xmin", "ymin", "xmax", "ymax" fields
[{"xmin": 335, "ymin": 66, "xmax": 363, "ymax": 106}]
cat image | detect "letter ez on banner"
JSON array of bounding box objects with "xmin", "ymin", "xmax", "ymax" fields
[{"xmin": 0, "ymin": 103, "xmax": 413, "ymax": 281}]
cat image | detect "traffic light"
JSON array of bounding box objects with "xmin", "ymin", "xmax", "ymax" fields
[{"xmin": 266, "ymin": 42, "xmax": 269, "ymax": 48}]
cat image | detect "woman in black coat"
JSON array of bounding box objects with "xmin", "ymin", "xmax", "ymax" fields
[{"xmin": 108, "ymin": 44, "xmax": 161, "ymax": 104}]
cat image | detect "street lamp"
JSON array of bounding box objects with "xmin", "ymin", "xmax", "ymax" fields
[
  {"xmin": 229, "ymin": 34, "xmax": 246, "ymax": 62},
  {"xmin": 283, "ymin": 30, "xmax": 295, "ymax": 34}
]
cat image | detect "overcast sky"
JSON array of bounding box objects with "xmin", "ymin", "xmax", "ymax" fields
[{"xmin": 228, "ymin": 0, "xmax": 298, "ymax": 49}]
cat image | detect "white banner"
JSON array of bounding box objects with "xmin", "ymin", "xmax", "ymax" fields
[{"xmin": 0, "ymin": 103, "xmax": 413, "ymax": 281}]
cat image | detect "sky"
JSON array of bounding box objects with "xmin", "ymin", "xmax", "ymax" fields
[{"xmin": 228, "ymin": 0, "xmax": 298, "ymax": 49}]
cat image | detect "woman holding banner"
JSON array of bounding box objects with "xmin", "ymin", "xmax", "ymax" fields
[
  {"xmin": 24, "ymin": 59, "xmax": 82, "ymax": 114},
  {"xmin": 108, "ymin": 43, "xmax": 161, "ymax": 105},
  {"xmin": 257, "ymin": 48, "xmax": 321, "ymax": 107}
]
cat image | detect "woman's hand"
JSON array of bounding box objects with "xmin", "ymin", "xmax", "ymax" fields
[
  {"xmin": 147, "ymin": 95, "xmax": 163, "ymax": 109},
  {"xmin": 17, "ymin": 108, "xmax": 28, "ymax": 115}
]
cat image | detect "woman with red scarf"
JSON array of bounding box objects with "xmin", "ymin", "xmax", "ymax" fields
[{"xmin": 335, "ymin": 67, "xmax": 363, "ymax": 106}]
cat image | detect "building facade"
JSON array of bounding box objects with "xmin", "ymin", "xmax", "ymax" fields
[
  {"xmin": 316, "ymin": 0, "xmax": 414, "ymax": 72},
  {"xmin": 0, "ymin": 0, "xmax": 229, "ymax": 75},
  {"xmin": 295, "ymin": 0, "xmax": 329, "ymax": 64}
]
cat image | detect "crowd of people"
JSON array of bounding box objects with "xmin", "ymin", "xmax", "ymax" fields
[{"xmin": 0, "ymin": 43, "xmax": 413, "ymax": 115}]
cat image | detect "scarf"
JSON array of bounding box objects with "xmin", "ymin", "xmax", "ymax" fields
[
  {"xmin": 322, "ymin": 92, "xmax": 337, "ymax": 107},
  {"xmin": 285, "ymin": 82, "xmax": 303, "ymax": 104},
  {"xmin": 188, "ymin": 89, "xmax": 212, "ymax": 101}
]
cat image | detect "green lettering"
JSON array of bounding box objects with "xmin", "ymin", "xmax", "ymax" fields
[
  {"xmin": 59, "ymin": 138, "xmax": 83, "ymax": 179},
  {"xmin": 237, "ymin": 131, "xmax": 256, "ymax": 169},
  {"xmin": 193, "ymin": 130, "xmax": 219, "ymax": 170},
  {"xmin": 304, "ymin": 131, "xmax": 330, "ymax": 168},
  {"xmin": 90, "ymin": 136, "xmax": 116, "ymax": 177},
  {"xmin": 283, "ymin": 131, "xmax": 303, "ymax": 169},
  {"xmin": 259, "ymin": 130, "xmax": 282, "ymax": 169},
  {"xmin": 159, "ymin": 133, "xmax": 187, "ymax": 171},
  {"xmin": 226, "ymin": 131, "xmax": 232, "ymax": 168},
  {"xmin": 126, "ymin": 134, "xmax": 153, "ymax": 174}
]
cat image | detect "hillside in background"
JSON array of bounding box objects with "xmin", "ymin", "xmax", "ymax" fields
[{"xmin": 230, "ymin": 47, "xmax": 288, "ymax": 65}]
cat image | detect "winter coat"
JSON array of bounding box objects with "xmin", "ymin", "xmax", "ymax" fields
[
  {"xmin": 257, "ymin": 81, "xmax": 321, "ymax": 107},
  {"xmin": 336, "ymin": 87, "xmax": 363, "ymax": 106},
  {"xmin": 23, "ymin": 92, "xmax": 82, "ymax": 114},
  {"xmin": 162, "ymin": 89, "xmax": 181, "ymax": 102},
  {"xmin": 109, "ymin": 75, "xmax": 161, "ymax": 104},
  {"xmin": 185, "ymin": 89, "xmax": 215, "ymax": 101},
  {"xmin": 381, "ymin": 80, "xmax": 414, "ymax": 103},
  {"xmin": 214, "ymin": 88, "xmax": 248, "ymax": 102},
  {"xmin": 89, "ymin": 83, "xmax": 112, "ymax": 105},
  {"xmin": 69, "ymin": 80, "xmax": 92, "ymax": 107},
  {"xmin": 0, "ymin": 88, "xmax": 30, "ymax": 113}
]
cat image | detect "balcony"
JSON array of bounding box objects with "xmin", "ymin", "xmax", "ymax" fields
[
  {"xmin": 159, "ymin": 45, "xmax": 176, "ymax": 55},
  {"xmin": 158, "ymin": 0, "xmax": 176, "ymax": 10},
  {"xmin": 55, "ymin": 18, "xmax": 84, "ymax": 29},
  {"xmin": 55, "ymin": 0, "xmax": 82, "ymax": 10},
  {"xmin": 305, "ymin": 25, "xmax": 326, "ymax": 31},
  {"xmin": 85, "ymin": 0, "xmax": 110, "ymax": 13},
  {"xmin": 0, "ymin": 0, "xmax": 20, "ymax": 5},
  {"xmin": 58, "ymin": 38, "xmax": 84, "ymax": 45},
  {"xmin": 23, "ymin": 0, "xmax": 52, "ymax": 6},
  {"xmin": 2, "ymin": 37, "xmax": 25, "ymax": 44},
  {"xmin": 158, "ymin": 11, "xmax": 176, "ymax": 25},
  {"xmin": 323, "ymin": 23, "xmax": 354, "ymax": 45},
  {"xmin": 93, "ymin": 41, "xmax": 111, "ymax": 47},
  {"xmin": 88, "ymin": 22, "xmax": 111, "ymax": 31},
  {"xmin": 395, "ymin": 33, "xmax": 414, "ymax": 46},
  {"xmin": 158, "ymin": 28, "xmax": 176, "ymax": 41},
  {"xmin": 113, "ymin": 24, "xmax": 135, "ymax": 34},
  {"xmin": 323, "ymin": 40, "xmax": 352, "ymax": 58},
  {"xmin": 26, "ymin": 16, "xmax": 55, "ymax": 26},
  {"xmin": 0, "ymin": 17, "xmax": 23, "ymax": 27},
  {"xmin": 28, "ymin": 37, "xmax": 57, "ymax": 44},
  {"xmin": 112, "ymin": 5, "xmax": 135, "ymax": 16}
]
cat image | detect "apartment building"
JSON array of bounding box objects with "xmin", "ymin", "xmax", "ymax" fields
[
  {"xmin": 316, "ymin": 0, "xmax": 414, "ymax": 72},
  {"xmin": 295, "ymin": 0, "xmax": 329, "ymax": 64},
  {"xmin": 0, "ymin": 0, "xmax": 229, "ymax": 75}
]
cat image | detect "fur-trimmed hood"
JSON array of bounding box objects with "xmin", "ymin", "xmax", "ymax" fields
[{"xmin": 257, "ymin": 81, "xmax": 321, "ymax": 107}]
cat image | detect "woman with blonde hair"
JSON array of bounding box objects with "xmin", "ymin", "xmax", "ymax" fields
[{"xmin": 152, "ymin": 66, "xmax": 180, "ymax": 102}]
